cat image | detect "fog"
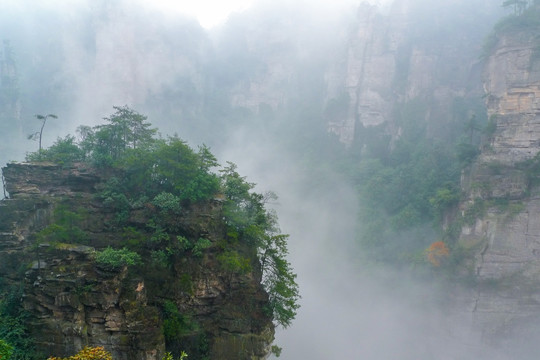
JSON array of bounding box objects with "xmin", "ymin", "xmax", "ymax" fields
[
  {"xmin": 217, "ymin": 120, "xmax": 506, "ymax": 360},
  {"xmin": 0, "ymin": 0, "xmax": 527, "ymax": 359}
]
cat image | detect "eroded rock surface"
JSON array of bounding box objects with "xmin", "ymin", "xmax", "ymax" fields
[
  {"xmin": 457, "ymin": 25, "xmax": 540, "ymax": 352},
  {"xmin": 0, "ymin": 162, "xmax": 273, "ymax": 360}
]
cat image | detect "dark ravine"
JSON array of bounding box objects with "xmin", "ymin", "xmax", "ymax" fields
[{"xmin": 0, "ymin": 162, "xmax": 274, "ymax": 360}]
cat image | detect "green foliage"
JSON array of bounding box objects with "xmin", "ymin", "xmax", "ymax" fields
[
  {"xmin": 179, "ymin": 274, "xmax": 193, "ymax": 295},
  {"xmin": 175, "ymin": 235, "xmax": 190, "ymax": 250},
  {"xmin": 98, "ymin": 177, "xmax": 131, "ymax": 224},
  {"xmin": 162, "ymin": 351, "xmax": 188, "ymax": 360},
  {"xmin": 463, "ymin": 200, "xmax": 487, "ymax": 226},
  {"xmin": 181, "ymin": 173, "xmax": 220, "ymax": 203},
  {"xmin": 25, "ymin": 136, "xmax": 84, "ymax": 166},
  {"xmin": 152, "ymin": 192, "xmax": 182, "ymax": 214},
  {"xmin": 270, "ymin": 345, "xmax": 282, "ymax": 358},
  {"xmin": 94, "ymin": 247, "xmax": 141, "ymax": 271},
  {"xmin": 80, "ymin": 105, "xmax": 156, "ymax": 165},
  {"xmin": 217, "ymin": 251, "xmax": 252, "ymax": 274},
  {"xmin": 429, "ymin": 185, "xmax": 461, "ymax": 216},
  {"xmin": 26, "ymin": 108, "xmax": 299, "ymax": 330},
  {"xmin": 356, "ymin": 139, "xmax": 460, "ymax": 236},
  {"xmin": 219, "ymin": 162, "xmax": 269, "ymax": 238},
  {"xmin": 517, "ymin": 151, "xmax": 540, "ymax": 187},
  {"xmin": 218, "ymin": 162, "xmax": 299, "ymax": 327},
  {"xmin": 27, "ymin": 114, "xmax": 57, "ymax": 157},
  {"xmin": 34, "ymin": 205, "xmax": 87, "ymax": 245},
  {"xmin": 47, "ymin": 346, "xmax": 112, "ymax": 360},
  {"xmin": 503, "ymin": 202, "xmax": 525, "ymax": 222},
  {"xmin": 0, "ymin": 286, "xmax": 38, "ymax": 360},
  {"xmin": 259, "ymin": 234, "xmax": 300, "ymax": 328},
  {"xmin": 0, "ymin": 339, "xmax": 13, "ymax": 360},
  {"xmin": 162, "ymin": 301, "xmax": 198, "ymax": 342},
  {"xmin": 482, "ymin": 5, "xmax": 540, "ymax": 57},
  {"xmin": 192, "ymin": 238, "xmax": 211, "ymax": 257},
  {"xmin": 456, "ymin": 140, "xmax": 480, "ymax": 166},
  {"xmin": 121, "ymin": 226, "xmax": 146, "ymax": 250},
  {"xmin": 345, "ymin": 96, "xmax": 489, "ymax": 263},
  {"xmin": 150, "ymin": 250, "xmax": 171, "ymax": 268}
]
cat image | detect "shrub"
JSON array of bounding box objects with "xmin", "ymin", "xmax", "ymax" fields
[
  {"xmin": 26, "ymin": 135, "xmax": 84, "ymax": 166},
  {"xmin": 162, "ymin": 351, "xmax": 187, "ymax": 360},
  {"xmin": 0, "ymin": 339, "xmax": 13, "ymax": 360},
  {"xmin": 426, "ymin": 241, "xmax": 450, "ymax": 267},
  {"xmin": 192, "ymin": 238, "xmax": 211, "ymax": 257},
  {"xmin": 217, "ymin": 251, "xmax": 251, "ymax": 274},
  {"xmin": 94, "ymin": 247, "xmax": 141, "ymax": 271},
  {"xmin": 162, "ymin": 301, "xmax": 198, "ymax": 342},
  {"xmin": 47, "ymin": 346, "xmax": 113, "ymax": 360},
  {"xmin": 152, "ymin": 192, "xmax": 182, "ymax": 214}
]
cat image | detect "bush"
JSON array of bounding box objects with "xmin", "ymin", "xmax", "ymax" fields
[
  {"xmin": 152, "ymin": 192, "xmax": 182, "ymax": 214},
  {"xmin": 94, "ymin": 247, "xmax": 141, "ymax": 271},
  {"xmin": 426, "ymin": 241, "xmax": 450, "ymax": 267},
  {"xmin": 192, "ymin": 238, "xmax": 211, "ymax": 257},
  {"xmin": 26, "ymin": 135, "xmax": 84, "ymax": 166},
  {"xmin": 162, "ymin": 301, "xmax": 198, "ymax": 342},
  {"xmin": 217, "ymin": 251, "xmax": 251, "ymax": 274},
  {"xmin": 0, "ymin": 339, "xmax": 13, "ymax": 360},
  {"xmin": 47, "ymin": 346, "xmax": 112, "ymax": 360}
]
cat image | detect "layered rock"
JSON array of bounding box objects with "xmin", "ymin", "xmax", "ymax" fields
[
  {"xmin": 457, "ymin": 23, "xmax": 540, "ymax": 351},
  {"xmin": 0, "ymin": 162, "xmax": 273, "ymax": 360}
]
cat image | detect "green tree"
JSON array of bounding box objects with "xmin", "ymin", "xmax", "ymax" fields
[
  {"xmin": 27, "ymin": 114, "xmax": 57, "ymax": 157},
  {"xmin": 259, "ymin": 233, "xmax": 300, "ymax": 328},
  {"xmin": 219, "ymin": 163, "xmax": 300, "ymax": 327},
  {"xmin": 81, "ymin": 106, "xmax": 156, "ymax": 165}
]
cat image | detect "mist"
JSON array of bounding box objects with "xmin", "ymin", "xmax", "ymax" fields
[{"xmin": 0, "ymin": 0, "xmax": 533, "ymax": 359}]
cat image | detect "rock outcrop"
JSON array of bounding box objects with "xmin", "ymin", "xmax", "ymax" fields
[
  {"xmin": 0, "ymin": 162, "xmax": 274, "ymax": 360},
  {"xmin": 456, "ymin": 20, "xmax": 540, "ymax": 352}
]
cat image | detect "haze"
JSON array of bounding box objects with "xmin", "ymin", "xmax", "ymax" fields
[{"xmin": 0, "ymin": 0, "xmax": 534, "ymax": 359}]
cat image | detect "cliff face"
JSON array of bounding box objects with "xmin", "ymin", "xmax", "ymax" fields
[
  {"xmin": 456, "ymin": 22, "xmax": 540, "ymax": 352},
  {"xmin": 326, "ymin": 0, "xmax": 500, "ymax": 146},
  {"xmin": 0, "ymin": 162, "xmax": 273, "ymax": 360}
]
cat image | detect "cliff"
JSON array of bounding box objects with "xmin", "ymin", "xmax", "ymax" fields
[
  {"xmin": 0, "ymin": 162, "xmax": 274, "ymax": 360},
  {"xmin": 326, "ymin": 0, "xmax": 500, "ymax": 146},
  {"xmin": 455, "ymin": 12, "xmax": 540, "ymax": 354}
]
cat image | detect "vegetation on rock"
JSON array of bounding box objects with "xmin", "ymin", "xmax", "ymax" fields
[
  {"xmin": 20, "ymin": 106, "xmax": 299, "ymax": 357},
  {"xmin": 426, "ymin": 241, "xmax": 450, "ymax": 267},
  {"xmin": 47, "ymin": 346, "xmax": 113, "ymax": 360}
]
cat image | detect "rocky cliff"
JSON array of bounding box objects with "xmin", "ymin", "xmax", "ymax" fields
[
  {"xmin": 327, "ymin": 0, "xmax": 501, "ymax": 146},
  {"xmin": 0, "ymin": 162, "xmax": 274, "ymax": 360},
  {"xmin": 455, "ymin": 13, "xmax": 540, "ymax": 354}
]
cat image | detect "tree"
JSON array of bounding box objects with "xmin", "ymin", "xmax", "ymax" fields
[
  {"xmin": 259, "ymin": 233, "xmax": 300, "ymax": 328},
  {"xmin": 426, "ymin": 241, "xmax": 450, "ymax": 267},
  {"xmin": 81, "ymin": 106, "xmax": 156, "ymax": 165},
  {"xmin": 28, "ymin": 114, "xmax": 57, "ymax": 157},
  {"xmin": 219, "ymin": 163, "xmax": 300, "ymax": 327}
]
